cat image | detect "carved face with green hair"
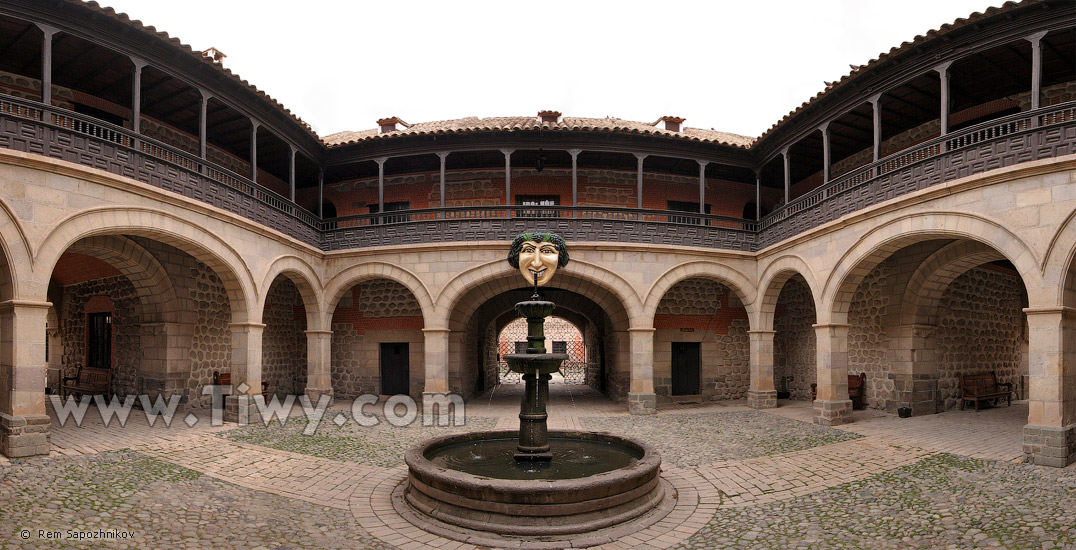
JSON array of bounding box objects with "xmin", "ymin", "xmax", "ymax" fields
[{"xmin": 507, "ymin": 232, "xmax": 569, "ymax": 287}]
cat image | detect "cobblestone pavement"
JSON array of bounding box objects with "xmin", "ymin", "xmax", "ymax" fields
[
  {"xmin": 0, "ymin": 386, "xmax": 1073, "ymax": 549},
  {"xmin": 0, "ymin": 451, "xmax": 392, "ymax": 550}
]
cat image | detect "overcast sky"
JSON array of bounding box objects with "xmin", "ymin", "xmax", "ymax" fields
[{"xmin": 98, "ymin": 0, "xmax": 997, "ymax": 139}]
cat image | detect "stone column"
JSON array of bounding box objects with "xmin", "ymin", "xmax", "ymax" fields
[
  {"xmin": 304, "ymin": 329, "xmax": 333, "ymax": 404},
  {"xmin": 781, "ymin": 147, "xmax": 791, "ymax": 205},
  {"xmin": 501, "ymin": 149, "xmax": 514, "ymax": 212},
  {"xmin": 886, "ymin": 323, "xmax": 939, "ymax": 416},
  {"xmin": 568, "ymin": 149, "xmax": 581, "ymax": 207},
  {"xmin": 0, "ymin": 300, "xmax": 51, "ymax": 458},
  {"xmin": 755, "ymin": 170, "xmax": 762, "ymax": 220},
  {"xmin": 1028, "ymin": 32, "xmax": 1048, "ymax": 111},
  {"xmin": 936, "ymin": 61, "xmax": 953, "ymax": 137},
  {"xmin": 375, "ymin": 156, "xmax": 388, "ymax": 219},
  {"xmin": 1023, "ymin": 307, "xmax": 1076, "ymax": 467},
  {"xmin": 628, "ymin": 327, "xmax": 656, "ymax": 414},
  {"xmin": 870, "ymin": 94, "xmax": 882, "ymax": 164},
  {"xmin": 249, "ymin": 121, "xmax": 259, "ymax": 182},
  {"xmin": 633, "ymin": 154, "xmax": 647, "ymax": 212},
  {"xmin": 139, "ymin": 322, "xmax": 186, "ymax": 402},
  {"xmin": 288, "ymin": 145, "xmax": 296, "ymax": 202},
  {"xmin": 697, "ymin": 160, "xmax": 708, "ymax": 215},
  {"xmin": 198, "ymin": 90, "xmax": 210, "ymax": 160},
  {"xmin": 813, "ymin": 323, "xmax": 853, "ymax": 425},
  {"xmin": 130, "ymin": 58, "xmax": 146, "ymax": 135},
  {"xmin": 36, "ymin": 24, "xmax": 57, "ymax": 106},
  {"xmin": 821, "ymin": 123, "xmax": 831, "ymax": 185},
  {"xmin": 747, "ymin": 329, "xmax": 777, "ymax": 409},
  {"xmin": 225, "ymin": 322, "xmax": 264, "ymax": 423},
  {"xmin": 436, "ymin": 152, "xmax": 449, "ymax": 209},
  {"xmin": 423, "ymin": 328, "xmax": 451, "ymax": 395}
]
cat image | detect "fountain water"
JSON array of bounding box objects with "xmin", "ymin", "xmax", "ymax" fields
[{"xmin": 397, "ymin": 232, "xmax": 672, "ymax": 542}]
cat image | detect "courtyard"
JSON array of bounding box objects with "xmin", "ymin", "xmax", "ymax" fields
[{"xmin": 2, "ymin": 385, "xmax": 1073, "ymax": 549}]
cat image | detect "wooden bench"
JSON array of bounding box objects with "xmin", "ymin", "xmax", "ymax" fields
[
  {"xmin": 960, "ymin": 372, "xmax": 1013, "ymax": 411},
  {"xmin": 811, "ymin": 372, "xmax": 867, "ymax": 410},
  {"xmin": 61, "ymin": 365, "xmax": 111, "ymax": 399},
  {"xmin": 213, "ymin": 371, "xmax": 270, "ymax": 398}
]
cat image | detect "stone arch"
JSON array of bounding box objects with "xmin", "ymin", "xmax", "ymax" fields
[
  {"xmin": 641, "ymin": 261, "xmax": 757, "ymax": 328},
  {"xmin": 756, "ymin": 255, "xmax": 821, "ymax": 331},
  {"xmin": 899, "ymin": 240, "xmax": 1013, "ymax": 327},
  {"xmin": 1042, "ymin": 206, "xmax": 1076, "ymax": 309},
  {"xmin": 0, "ymin": 195, "xmax": 34, "ymax": 302},
  {"xmin": 438, "ymin": 259, "xmax": 641, "ymax": 332},
  {"xmin": 322, "ymin": 262, "xmax": 432, "ymax": 328},
  {"xmin": 259, "ymin": 255, "xmax": 324, "ymax": 330},
  {"xmin": 33, "ymin": 207, "xmax": 257, "ymax": 323},
  {"xmin": 822, "ymin": 212, "xmax": 1041, "ymax": 325},
  {"xmin": 63, "ymin": 235, "xmax": 182, "ymax": 324}
]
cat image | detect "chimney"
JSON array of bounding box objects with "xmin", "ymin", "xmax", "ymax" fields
[
  {"xmin": 202, "ymin": 47, "xmax": 226, "ymax": 65},
  {"xmin": 656, "ymin": 116, "xmax": 685, "ymax": 132},
  {"xmin": 377, "ymin": 116, "xmax": 409, "ymax": 134},
  {"xmin": 537, "ymin": 110, "xmax": 562, "ymax": 124}
]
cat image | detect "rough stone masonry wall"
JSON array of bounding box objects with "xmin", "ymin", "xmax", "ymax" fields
[
  {"xmin": 183, "ymin": 253, "xmax": 232, "ymax": 409},
  {"xmin": 126, "ymin": 238, "xmax": 233, "ymax": 409},
  {"xmin": 847, "ymin": 260, "xmax": 894, "ymax": 409},
  {"xmin": 654, "ymin": 279, "xmax": 750, "ymax": 401},
  {"xmin": 331, "ymin": 280, "xmax": 424, "ymax": 398},
  {"xmin": 934, "ymin": 267, "xmax": 1028, "ymax": 410},
  {"xmin": 773, "ymin": 278, "xmax": 816, "ymax": 400},
  {"xmin": 58, "ymin": 276, "xmax": 140, "ymax": 397},
  {"xmin": 261, "ymin": 279, "xmax": 307, "ymax": 397},
  {"xmin": 847, "ymin": 254, "xmax": 1027, "ymax": 411}
]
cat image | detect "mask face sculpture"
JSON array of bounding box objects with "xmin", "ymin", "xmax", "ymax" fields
[{"xmin": 508, "ymin": 232, "xmax": 569, "ymax": 287}]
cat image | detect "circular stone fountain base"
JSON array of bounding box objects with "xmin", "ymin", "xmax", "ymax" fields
[{"xmin": 399, "ymin": 430, "xmax": 673, "ymax": 542}]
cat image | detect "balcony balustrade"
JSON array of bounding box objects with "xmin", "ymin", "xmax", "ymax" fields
[{"xmin": 1, "ymin": 93, "xmax": 1074, "ymax": 252}]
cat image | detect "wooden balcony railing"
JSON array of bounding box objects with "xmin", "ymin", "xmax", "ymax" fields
[{"xmin": 1, "ymin": 94, "xmax": 1074, "ymax": 252}]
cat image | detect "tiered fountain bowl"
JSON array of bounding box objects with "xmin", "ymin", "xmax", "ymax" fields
[{"xmin": 399, "ymin": 297, "xmax": 671, "ymax": 540}]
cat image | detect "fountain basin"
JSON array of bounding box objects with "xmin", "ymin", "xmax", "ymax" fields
[{"xmin": 401, "ymin": 430, "xmax": 667, "ymax": 536}]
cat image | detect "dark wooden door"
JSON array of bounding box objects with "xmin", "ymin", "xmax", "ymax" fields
[
  {"xmin": 671, "ymin": 342, "xmax": 700, "ymax": 396},
  {"xmin": 87, "ymin": 312, "xmax": 112, "ymax": 369},
  {"xmin": 380, "ymin": 343, "xmax": 409, "ymax": 395}
]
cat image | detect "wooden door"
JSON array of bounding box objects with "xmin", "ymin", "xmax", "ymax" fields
[
  {"xmin": 380, "ymin": 343, "xmax": 410, "ymax": 395},
  {"xmin": 671, "ymin": 342, "xmax": 700, "ymax": 396}
]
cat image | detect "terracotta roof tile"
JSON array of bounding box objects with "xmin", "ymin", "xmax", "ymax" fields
[{"xmin": 323, "ymin": 116, "xmax": 754, "ymax": 148}]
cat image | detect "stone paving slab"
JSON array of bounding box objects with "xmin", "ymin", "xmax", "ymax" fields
[{"xmin": 9, "ymin": 387, "xmax": 1071, "ymax": 549}]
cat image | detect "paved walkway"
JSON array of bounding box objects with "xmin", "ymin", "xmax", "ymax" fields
[{"xmin": 21, "ymin": 385, "xmax": 1063, "ymax": 549}]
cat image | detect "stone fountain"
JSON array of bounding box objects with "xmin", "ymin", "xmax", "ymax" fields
[{"xmin": 397, "ymin": 232, "xmax": 673, "ymax": 543}]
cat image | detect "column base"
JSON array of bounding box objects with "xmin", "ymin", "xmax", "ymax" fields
[
  {"xmin": 813, "ymin": 399, "xmax": 854, "ymax": 426},
  {"xmin": 746, "ymin": 390, "xmax": 778, "ymax": 409},
  {"xmin": 0, "ymin": 413, "xmax": 51, "ymax": 458},
  {"xmin": 1023, "ymin": 423, "xmax": 1076, "ymax": 467},
  {"xmin": 305, "ymin": 387, "xmax": 334, "ymax": 406},
  {"xmin": 628, "ymin": 392, "xmax": 656, "ymax": 415},
  {"xmin": 224, "ymin": 395, "xmax": 260, "ymax": 424}
]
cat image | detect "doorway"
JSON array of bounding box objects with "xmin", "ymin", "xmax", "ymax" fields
[
  {"xmin": 380, "ymin": 342, "xmax": 410, "ymax": 395},
  {"xmin": 87, "ymin": 312, "xmax": 112, "ymax": 369},
  {"xmin": 671, "ymin": 342, "xmax": 700, "ymax": 395}
]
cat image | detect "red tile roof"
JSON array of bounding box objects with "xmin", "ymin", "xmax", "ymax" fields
[{"xmin": 323, "ymin": 116, "xmax": 754, "ymax": 148}]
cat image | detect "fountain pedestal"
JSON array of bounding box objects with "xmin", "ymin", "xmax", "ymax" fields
[{"xmin": 502, "ymin": 299, "xmax": 566, "ymax": 461}]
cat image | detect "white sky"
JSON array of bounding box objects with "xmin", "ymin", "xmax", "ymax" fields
[{"xmin": 98, "ymin": 0, "xmax": 997, "ymax": 139}]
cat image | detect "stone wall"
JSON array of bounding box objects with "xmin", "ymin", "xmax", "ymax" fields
[
  {"xmin": 183, "ymin": 253, "xmax": 232, "ymax": 408},
  {"xmin": 330, "ymin": 281, "xmax": 425, "ymax": 398},
  {"xmin": 261, "ymin": 278, "xmax": 307, "ymax": 397},
  {"xmin": 773, "ymin": 277, "xmax": 816, "ymax": 400},
  {"xmin": 934, "ymin": 266, "xmax": 1028, "ymax": 410},
  {"xmin": 654, "ymin": 279, "xmax": 750, "ymax": 401},
  {"xmin": 847, "ymin": 260, "xmax": 894, "ymax": 409},
  {"xmin": 57, "ymin": 276, "xmax": 140, "ymax": 397}
]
